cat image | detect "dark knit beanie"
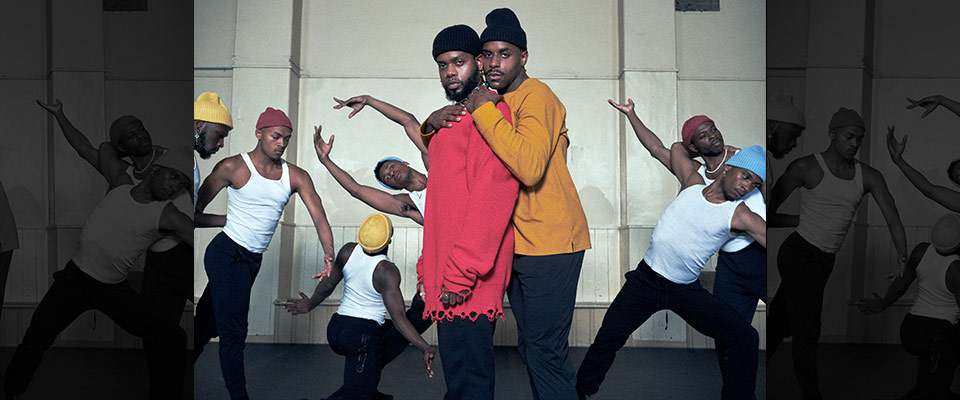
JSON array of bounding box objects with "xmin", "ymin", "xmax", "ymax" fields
[
  {"xmin": 828, "ymin": 107, "xmax": 865, "ymax": 130},
  {"xmin": 480, "ymin": 8, "xmax": 526, "ymax": 50},
  {"xmin": 432, "ymin": 24, "xmax": 481, "ymax": 59}
]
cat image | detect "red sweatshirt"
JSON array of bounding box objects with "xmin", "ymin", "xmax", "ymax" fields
[{"xmin": 417, "ymin": 99, "xmax": 519, "ymax": 322}]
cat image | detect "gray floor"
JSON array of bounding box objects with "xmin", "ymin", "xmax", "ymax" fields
[
  {"xmin": 767, "ymin": 342, "xmax": 960, "ymax": 400},
  {"xmin": 195, "ymin": 343, "xmax": 766, "ymax": 399},
  {"xmin": 0, "ymin": 347, "xmax": 193, "ymax": 400}
]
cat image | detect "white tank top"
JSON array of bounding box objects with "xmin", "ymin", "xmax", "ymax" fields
[
  {"xmin": 645, "ymin": 184, "xmax": 741, "ymax": 284},
  {"xmin": 796, "ymin": 153, "xmax": 863, "ymax": 254},
  {"xmin": 222, "ymin": 153, "xmax": 292, "ymax": 253},
  {"xmin": 698, "ymin": 159, "xmax": 766, "ymax": 252},
  {"xmin": 409, "ymin": 187, "xmax": 427, "ymax": 218},
  {"xmin": 910, "ymin": 245, "xmax": 960, "ymax": 325},
  {"xmin": 337, "ymin": 244, "xmax": 389, "ymax": 324},
  {"xmin": 126, "ymin": 156, "xmax": 191, "ymax": 253},
  {"xmin": 72, "ymin": 185, "xmax": 167, "ymax": 284}
]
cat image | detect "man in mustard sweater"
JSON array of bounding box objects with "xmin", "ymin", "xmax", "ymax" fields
[{"xmin": 422, "ymin": 8, "xmax": 591, "ymax": 400}]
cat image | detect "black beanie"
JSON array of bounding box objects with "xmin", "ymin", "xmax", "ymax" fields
[
  {"xmin": 432, "ymin": 24, "xmax": 481, "ymax": 59},
  {"xmin": 480, "ymin": 8, "xmax": 526, "ymax": 50}
]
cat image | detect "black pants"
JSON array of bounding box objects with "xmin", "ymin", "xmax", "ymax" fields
[
  {"xmin": 326, "ymin": 313, "xmax": 388, "ymax": 400},
  {"xmin": 437, "ymin": 316, "xmax": 497, "ymax": 400},
  {"xmin": 324, "ymin": 293, "xmax": 432, "ymax": 399},
  {"xmin": 900, "ymin": 313, "xmax": 960, "ymax": 400},
  {"xmin": 508, "ymin": 252, "xmax": 584, "ymax": 400},
  {"xmin": 3, "ymin": 261, "xmax": 186, "ymax": 399},
  {"xmin": 714, "ymin": 243, "xmax": 766, "ymax": 374},
  {"xmin": 767, "ymin": 232, "xmax": 836, "ymax": 400},
  {"xmin": 0, "ymin": 250, "xmax": 12, "ymax": 323},
  {"xmin": 577, "ymin": 261, "xmax": 759, "ymax": 400},
  {"xmin": 143, "ymin": 241, "xmax": 193, "ymax": 323}
]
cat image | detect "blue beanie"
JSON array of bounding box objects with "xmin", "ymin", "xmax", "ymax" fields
[
  {"xmin": 373, "ymin": 157, "xmax": 404, "ymax": 190},
  {"xmin": 726, "ymin": 145, "xmax": 766, "ymax": 182}
]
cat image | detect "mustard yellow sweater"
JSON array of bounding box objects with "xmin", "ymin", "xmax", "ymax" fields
[{"xmin": 422, "ymin": 78, "xmax": 591, "ymax": 256}]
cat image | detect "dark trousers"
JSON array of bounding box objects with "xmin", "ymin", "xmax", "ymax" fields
[
  {"xmin": 767, "ymin": 232, "xmax": 836, "ymax": 400},
  {"xmin": 714, "ymin": 242, "xmax": 766, "ymax": 373},
  {"xmin": 325, "ymin": 293, "xmax": 432, "ymax": 399},
  {"xmin": 194, "ymin": 232, "xmax": 263, "ymax": 400},
  {"xmin": 508, "ymin": 251, "xmax": 583, "ymax": 400},
  {"xmin": 0, "ymin": 250, "xmax": 12, "ymax": 322},
  {"xmin": 437, "ymin": 316, "xmax": 497, "ymax": 400},
  {"xmin": 326, "ymin": 313, "xmax": 387, "ymax": 400},
  {"xmin": 3, "ymin": 261, "xmax": 186, "ymax": 399},
  {"xmin": 576, "ymin": 261, "xmax": 759, "ymax": 400},
  {"xmin": 143, "ymin": 241, "xmax": 193, "ymax": 323},
  {"xmin": 900, "ymin": 313, "xmax": 960, "ymax": 400}
]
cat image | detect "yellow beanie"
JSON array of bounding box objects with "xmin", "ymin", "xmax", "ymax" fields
[
  {"xmin": 358, "ymin": 213, "xmax": 393, "ymax": 253},
  {"xmin": 194, "ymin": 92, "xmax": 233, "ymax": 128}
]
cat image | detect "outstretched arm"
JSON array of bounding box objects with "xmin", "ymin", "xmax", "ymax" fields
[
  {"xmin": 333, "ymin": 96, "xmax": 429, "ymax": 168},
  {"xmin": 907, "ymin": 95, "xmax": 960, "ymax": 119},
  {"xmin": 863, "ymin": 165, "xmax": 909, "ymax": 267},
  {"xmin": 887, "ymin": 126, "xmax": 960, "ymax": 212},
  {"xmin": 610, "ymin": 99, "xmax": 672, "ymax": 170},
  {"xmin": 313, "ymin": 126, "xmax": 423, "ymax": 224},
  {"xmin": 857, "ymin": 243, "xmax": 924, "ymax": 314},
  {"xmin": 731, "ymin": 203, "xmax": 766, "ymax": 248},
  {"xmin": 291, "ymin": 165, "xmax": 336, "ymax": 278},
  {"xmin": 373, "ymin": 260, "xmax": 436, "ymax": 377},
  {"xmin": 284, "ymin": 243, "xmax": 350, "ymax": 315},
  {"xmin": 39, "ymin": 99, "xmax": 129, "ymax": 183},
  {"xmin": 669, "ymin": 142, "xmax": 702, "ymax": 188}
]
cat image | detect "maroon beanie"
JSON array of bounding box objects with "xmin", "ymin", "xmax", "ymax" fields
[
  {"xmin": 256, "ymin": 107, "xmax": 292, "ymax": 130},
  {"xmin": 681, "ymin": 115, "xmax": 714, "ymax": 145}
]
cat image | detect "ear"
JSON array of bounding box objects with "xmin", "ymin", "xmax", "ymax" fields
[
  {"xmin": 520, "ymin": 50, "xmax": 529, "ymax": 67},
  {"xmin": 255, "ymin": 129, "xmax": 262, "ymax": 140},
  {"xmin": 827, "ymin": 129, "xmax": 835, "ymax": 141},
  {"xmin": 194, "ymin": 120, "xmax": 205, "ymax": 131},
  {"xmin": 686, "ymin": 142, "xmax": 699, "ymax": 156}
]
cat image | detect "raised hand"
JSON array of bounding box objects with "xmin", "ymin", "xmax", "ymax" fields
[
  {"xmin": 283, "ymin": 292, "xmax": 313, "ymax": 315},
  {"xmin": 607, "ymin": 98, "xmax": 636, "ymax": 115},
  {"xmin": 425, "ymin": 105, "xmax": 467, "ymax": 132},
  {"xmin": 313, "ymin": 125, "xmax": 334, "ymax": 161},
  {"xmin": 311, "ymin": 254, "xmax": 334, "ymax": 281},
  {"xmin": 906, "ymin": 95, "xmax": 942, "ymax": 118},
  {"xmin": 886, "ymin": 125, "xmax": 907, "ymax": 162},
  {"xmin": 333, "ymin": 95, "xmax": 369, "ymax": 119},
  {"xmin": 36, "ymin": 98, "xmax": 63, "ymax": 114}
]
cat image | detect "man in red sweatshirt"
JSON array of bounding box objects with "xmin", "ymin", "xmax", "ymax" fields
[{"xmin": 416, "ymin": 24, "xmax": 519, "ymax": 399}]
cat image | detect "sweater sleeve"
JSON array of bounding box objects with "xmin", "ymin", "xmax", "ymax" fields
[
  {"xmin": 471, "ymin": 88, "xmax": 558, "ymax": 187},
  {"xmin": 441, "ymin": 100, "xmax": 519, "ymax": 295}
]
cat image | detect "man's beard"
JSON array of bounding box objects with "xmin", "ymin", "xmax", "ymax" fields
[
  {"xmin": 195, "ymin": 129, "xmax": 213, "ymax": 159},
  {"xmin": 444, "ymin": 72, "xmax": 481, "ymax": 103}
]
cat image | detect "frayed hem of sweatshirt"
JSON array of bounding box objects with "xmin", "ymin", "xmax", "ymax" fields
[{"xmin": 424, "ymin": 309, "xmax": 504, "ymax": 323}]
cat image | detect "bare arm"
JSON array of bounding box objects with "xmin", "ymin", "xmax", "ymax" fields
[
  {"xmin": 669, "ymin": 142, "xmax": 702, "ymax": 188},
  {"xmin": 334, "ymin": 96, "xmax": 429, "ymax": 168},
  {"xmin": 947, "ymin": 260, "xmax": 960, "ymax": 311},
  {"xmin": 194, "ymin": 156, "xmax": 237, "ymax": 227},
  {"xmin": 860, "ymin": 243, "xmax": 924, "ymax": 315},
  {"xmin": 907, "ymin": 95, "xmax": 960, "ymax": 119},
  {"xmin": 731, "ymin": 203, "xmax": 766, "ymax": 248},
  {"xmin": 768, "ymin": 156, "xmax": 810, "ymax": 228},
  {"xmin": 39, "ymin": 99, "xmax": 130, "ymax": 183},
  {"xmin": 290, "ymin": 165, "xmax": 336, "ymax": 274},
  {"xmin": 373, "ymin": 260, "xmax": 435, "ymax": 378},
  {"xmin": 285, "ymin": 243, "xmax": 350, "ymax": 314},
  {"xmin": 159, "ymin": 202, "xmax": 194, "ymax": 248},
  {"xmin": 313, "ymin": 126, "xmax": 423, "ymax": 224},
  {"xmin": 610, "ymin": 99, "xmax": 671, "ymax": 170},
  {"xmin": 887, "ymin": 127, "xmax": 960, "ymax": 212},
  {"xmin": 863, "ymin": 164, "xmax": 909, "ymax": 264}
]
